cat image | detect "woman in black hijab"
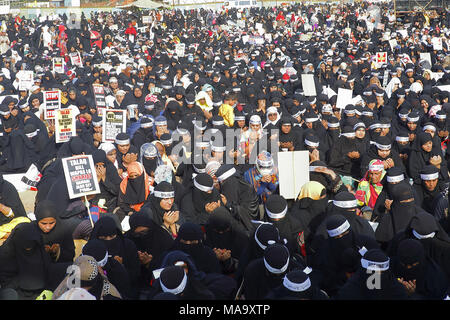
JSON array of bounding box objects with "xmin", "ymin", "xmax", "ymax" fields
[
  {"xmin": 89, "ymin": 216, "xmax": 141, "ymax": 299},
  {"xmin": 310, "ymin": 214, "xmax": 379, "ymax": 297},
  {"xmin": 140, "ymin": 181, "xmax": 181, "ymax": 237},
  {"xmin": 0, "ymin": 222, "xmax": 70, "ymax": 299},
  {"xmin": 386, "ymin": 210, "xmax": 450, "ymax": 280},
  {"xmin": 335, "ymin": 248, "xmax": 408, "ymax": 300},
  {"xmin": 263, "ymin": 194, "xmax": 309, "ymax": 258},
  {"xmin": 125, "ymin": 212, "xmax": 175, "ymax": 283},
  {"xmin": 408, "ymin": 131, "xmax": 449, "ymax": 184},
  {"xmin": 179, "ymin": 173, "xmax": 225, "ymax": 225},
  {"xmin": 33, "ymin": 200, "xmax": 75, "ymax": 264},
  {"xmin": 375, "ymin": 182, "xmax": 420, "ymax": 248},
  {"xmin": 90, "ymin": 149, "xmax": 122, "ymax": 212},
  {"xmin": 204, "ymin": 207, "xmax": 249, "ymax": 275},
  {"xmin": 170, "ymin": 222, "xmax": 222, "ymax": 274},
  {"xmin": 391, "ymin": 239, "xmax": 449, "ymax": 300},
  {"xmin": 0, "ymin": 173, "xmax": 27, "ymax": 226},
  {"xmin": 82, "ymin": 238, "xmax": 132, "ymax": 299}
]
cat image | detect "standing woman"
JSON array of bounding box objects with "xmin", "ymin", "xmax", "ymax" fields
[{"xmin": 33, "ymin": 200, "xmax": 75, "ymax": 264}]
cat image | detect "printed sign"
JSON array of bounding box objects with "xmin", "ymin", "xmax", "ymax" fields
[
  {"xmin": 69, "ymin": 52, "xmax": 83, "ymax": 67},
  {"xmin": 52, "ymin": 57, "xmax": 65, "ymax": 73},
  {"xmin": 62, "ymin": 155, "xmax": 100, "ymax": 199},
  {"xmin": 17, "ymin": 70, "xmax": 34, "ymax": 91},
  {"xmin": 44, "ymin": 90, "xmax": 61, "ymax": 119},
  {"xmin": 102, "ymin": 109, "xmax": 126, "ymax": 143},
  {"xmin": 376, "ymin": 52, "xmax": 387, "ymax": 65},
  {"xmin": 301, "ymin": 74, "xmax": 316, "ymax": 96},
  {"xmin": 93, "ymin": 84, "xmax": 106, "ymax": 116},
  {"xmin": 55, "ymin": 108, "xmax": 76, "ymax": 143},
  {"xmin": 175, "ymin": 43, "xmax": 185, "ymax": 58},
  {"xmin": 336, "ymin": 88, "xmax": 353, "ymax": 110}
]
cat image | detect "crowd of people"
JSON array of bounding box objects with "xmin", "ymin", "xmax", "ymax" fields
[{"xmin": 0, "ymin": 0, "xmax": 448, "ymax": 300}]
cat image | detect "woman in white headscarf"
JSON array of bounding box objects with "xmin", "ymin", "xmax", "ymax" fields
[
  {"xmin": 384, "ymin": 77, "xmax": 402, "ymax": 99},
  {"xmin": 263, "ymin": 106, "xmax": 281, "ymax": 129}
]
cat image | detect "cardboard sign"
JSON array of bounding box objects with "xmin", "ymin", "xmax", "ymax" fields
[
  {"xmin": 69, "ymin": 52, "xmax": 83, "ymax": 67},
  {"xmin": 278, "ymin": 151, "xmax": 310, "ymax": 199},
  {"xmin": 55, "ymin": 108, "xmax": 76, "ymax": 143},
  {"xmin": 264, "ymin": 33, "xmax": 272, "ymax": 43},
  {"xmin": 301, "ymin": 74, "xmax": 316, "ymax": 96},
  {"xmin": 102, "ymin": 109, "xmax": 126, "ymax": 143},
  {"xmin": 62, "ymin": 154, "xmax": 100, "ymax": 199},
  {"xmin": 175, "ymin": 43, "xmax": 185, "ymax": 58},
  {"xmin": 52, "ymin": 57, "xmax": 65, "ymax": 73},
  {"xmin": 336, "ymin": 88, "xmax": 353, "ymax": 110},
  {"xmin": 17, "ymin": 70, "xmax": 34, "ymax": 91},
  {"xmin": 93, "ymin": 84, "xmax": 106, "ymax": 116},
  {"xmin": 44, "ymin": 90, "xmax": 61, "ymax": 119}
]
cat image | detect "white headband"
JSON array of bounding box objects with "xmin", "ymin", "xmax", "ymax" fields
[
  {"xmin": 160, "ymin": 271, "xmax": 187, "ymax": 295},
  {"xmin": 423, "ymin": 125, "xmax": 436, "ymax": 132},
  {"xmin": 115, "ymin": 138, "xmax": 130, "ymax": 145},
  {"xmin": 266, "ymin": 205, "xmax": 288, "ymax": 220},
  {"xmin": 195, "ymin": 141, "xmax": 210, "ymax": 148},
  {"xmin": 211, "ymin": 145, "xmax": 226, "ymax": 152},
  {"xmin": 387, "ymin": 174, "xmax": 404, "ymax": 183},
  {"xmin": 328, "ymin": 122, "xmax": 340, "ymax": 128},
  {"xmin": 375, "ymin": 143, "xmax": 391, "ymax": 150},
  {"xmin": 217, "ymin": 167, "xmax": 236, "ymax": 182},
  {"xmin": 141, "ymin": 122, "xmax": 153, "ymax": 128},
  {"xmin": 333, "ymin": 199, "xmax": 357, "ymax": 208},
  {"xmin": 155, "ymin": 120, "xmax": 167, "ymax": 126},
  {"xmin": 193, "ymin": 178, "xmax": 213, "ymax": 192},
  {"xmin": 254, "ymin": 223, "xmax": 277, "ymax": 250},
  {"xmin": 407, "ymin": 116, "xmax": 419, "ymax": 122},
  {"xmin": 361, "ymin": 257, "xmax": 390, "ymax": 271},
  {"xmin": 177, "ymin": 128, "xmax": 189, "ymax": 135},
  {"xmin": 369, "ymin": 123, "xmax": 381, "ymax": 130},
  {"xmin": 435, "ymin": 114, "xmax": 447, "ymax": 120},
  {"xmin": 305, "ymin": 116, "xmax": 319, "ymax": 122},
  {"xmin": 369, "ymin": 163, "xmax": 384, "ymax": 172},
  {"xmin": 98, "ymin": 251, "xmax": 109, "ymax": 267},
  {"xmin": 153, "ymin": 190, "xmax": 175, "ymax": 198},
  {"xmin": 341, "ymin": 132, "xmax": 356, "ymax": 138},
  {"xmin": 420, "ymin": 172, "xmax": 439, "ymax": 180},
  {"xmin": 263, "ymin": 256, "xmax": 289, "ymax": 274},
  {"xmin": 305, "ymin": 139, "xmax": 319, "ymax": 147},
  {"xmin": 283, "ymin": 275, "xmax": 311, "ymax": 292},
  {"xmin": 25, "ymin": 129, "xmax": 40, "ymax": 138},
  {"xmin": 212, "ymin": 120, "xmax": 224, "ymax": 126},
  {"xmin": 396, "ymin": 136, "xmax": 410, "ymax": 143},
  {"xmin": 412, "ymin": 229, "xmax": 436, "ymax": 239},
  {"xmin": 327, "ymin": 220, "xmax": 350, "ymax": 237}
]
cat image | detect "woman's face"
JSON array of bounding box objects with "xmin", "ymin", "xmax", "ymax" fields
[
  {"xmin": 268, "ymin": 112, "xmax": 277, "ymax": 121},
  {"xmin": 424, "ymin": 129, "xmax": 435, "ymax": 138},
  {"xmin": 407, "ymin": 122, "xmax": 417, "ymax": 131},
  {"xmin": 368, "ymin": 170, "xmax": 382, "ymax": 184},
  {"xmin": 250, "ymin": 123, "xmax": 261, "ymax": 132},
  {"xmin": 160, "ymin": 197, "xmax": 174, "ymax": 211},
  {"xmin": 38, "ymin": 217, "xmax": 56, "ymax": 233},
  {"xmin": 117, "ymin": 143, "xmax": 130, "ymax": 155},
  {"xmin": 106, "ymin": 149, "xmax": 117, "ymax": 164},
  {"xmin": 421, "ymin": 99, "xmax": 429, "ymax": 111},
  {"xmin": 421, "ymin": 141, "xmax": 433, "ymax": 153},
  {"xmin": 355, "ymin": 128, "xmax": 365, "ymax": 139},
  {"xmin": 377, "ymin": 149, "xmax": 390, "ymax": 159}
]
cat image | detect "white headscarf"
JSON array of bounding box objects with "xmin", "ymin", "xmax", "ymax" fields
[{"xmin": 384, "ymin": 77, "xmax": 402, "ymax": 99}]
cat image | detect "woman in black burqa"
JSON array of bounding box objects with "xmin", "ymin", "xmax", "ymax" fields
[{"xmin": 89, "ymin": 216, "xmax": 141, "ymax": 299}]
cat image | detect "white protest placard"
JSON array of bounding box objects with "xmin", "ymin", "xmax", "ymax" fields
[
  {"xmin": 301, "ymin": 73, "xmax": 316, "ymax": 96},
  {"xmin": 92, "ymin": 84, "xmax": 106, "ymax": 116},
  {"xmin": 420, "ymin": 52, "xmax": 432, "ymax": 66},
  {"xmin": 388, "ymin": 39, "xmax": 398, "ymax": 51},
  {"xmin": 432, "ymin": 37, "xmax": 443, "ymax": 51},
  {"xmin": 102, "ymin": 109, "xmax": 126, "ymax": 143},
  {"xmin": 142, "ymin": 15, "xmax": 151, "ymax": 24},
  {"xmin": 255, "ymin": 22, "xmax": 263, "ymax": 30},
  {"xmin": 437, "ymin": 85, "xmax": 450, "ymax": 92},
  {"xmin": 278, "ymin": 151, "xmax": 310, "ymax": 200},
  {"xmin": 69, "ymin": 52, "xmax": 83, "ymax": 67},
  {"xmin": 55, "ymin": 108, "xmax": 76, "ymax": 143},
  {"xmin": 336, "ymin": 88, "xmax": 353, "ymax": 110},
  {"xmin": 397, "ymin": 29, "xmax": 408, "ymax": 38},
  {"xmin": 322, "ymin": 86, "xmax": 337, "ymax": 99},
  {"xmin": 44, "ymin": 90, "xmax": 61, "ymax": 120},
  {"xmin": 62, "ymin": 154, "xmax": 100, "ymax": 200},
  {"xmin": 376, "ymin": 52, "xmax": 387, "ymax": 66},
  {"xmin": 17, "ymin": 70, "xmax": 34, "ymax": 91},
  {"xmin": 175, "ymin": 43, "xmax": 185, "ymax": 58},
  {"xmin": 52, "ymin": 57, "xmax": 65, "ymax": 73},
  {"xmin": 431, "ymin": 72, "xmax": 444, "ymax": 82},
  {"xmin": 264, "ymin": 33, "xmax": 272, "ymax": 43},
  {"xmin": 242, "ymin": 35, "xmax": 249, "ymax": 44}
]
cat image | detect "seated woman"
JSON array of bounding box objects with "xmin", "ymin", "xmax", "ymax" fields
[
  {"xmin": 0, "ymin": 174, "xmax": 27, "ymax": 227},
  {"xmin": 33, "ymin": 200, "xmax": 75, "ymax": 264},
  {"xmin": 117, "ymin": 161, "xmax": 151, "ymax": 222}
]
